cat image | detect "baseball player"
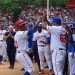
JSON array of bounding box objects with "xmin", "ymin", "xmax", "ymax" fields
[
  {"xmin": 0, "ymin": 25, "xmax": 7, "ymax": 64},
  {"xmin": 33, "ymin": 22, "xmax": 52, "ymax": 74},
  {"xmin": 66, "ymin": 24, "xmax": 75, "ymax": 75},
  {"xmin": 47, "ymin": 17, "xmax": 67, "ymax": 75},
  {"xmin": 14, "ymin": 19, "xmax": 33, "ymax": 75}
]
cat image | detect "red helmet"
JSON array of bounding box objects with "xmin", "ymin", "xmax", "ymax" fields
[{"xmin": 15, "ymin": 19, "xmax": 25, "ymax": 29}]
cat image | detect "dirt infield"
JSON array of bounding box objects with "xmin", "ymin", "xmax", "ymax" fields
[
  {"xmin": 0, "ymin": 63, "xmax": 23, "ymax": 75},
  {"xmin": 0, "ymin": 62, "xmax": 50, "ymax": 75}
]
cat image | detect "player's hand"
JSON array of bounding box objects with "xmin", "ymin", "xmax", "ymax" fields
[{"xmin": 14, "ymin": 42, "xmax": 18, "ymax": 48}]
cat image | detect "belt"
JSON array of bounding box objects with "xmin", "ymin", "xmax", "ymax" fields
[
  {"xmin": 59, "ymin": 48, "xmax": 66, "ymax": 50},
  {"xmin": 0, "ymin": 40, "xmax": 3, "ymax": 41},
  {"xmin": 38, "ymin": 45, "xmax": 46, "ymax": 47},
  {"xmin": 51, "ymin": 48, "xmax": 66, "ymax": 53}
]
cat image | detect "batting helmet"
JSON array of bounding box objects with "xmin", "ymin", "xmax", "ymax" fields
[{"xmin": 15, "ymin": 19, "xmax": 26, "ymax": 29}]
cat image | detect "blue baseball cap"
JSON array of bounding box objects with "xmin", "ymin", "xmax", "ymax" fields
[
  {"xmin": 52, "ymin": 17, "xmax": 62, "ymax": 25},
  {"xmin": 48, "ymin": 17, "xmax": 62, "ymax": 25}
]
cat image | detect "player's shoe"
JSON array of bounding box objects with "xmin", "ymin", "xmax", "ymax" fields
[
  {"xmin": 8, "ymin": 65, "xmax": 14, "ymax": 69},
  {"xmin": 24, "ymin": 71, "xmax": 31, "ymax": 75},
  {"xmin": 38, "ymin": 70, "xmax": 44, "ymax": 74},
  {"xmin": 0, "ymin": 61, "xmax": 5, "ymax": 65},
  {"xmin": 49, "ymin": 69, "xmax": 55, "ymax": 75}
]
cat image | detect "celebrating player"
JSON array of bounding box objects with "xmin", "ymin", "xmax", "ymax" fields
[
  {"xmin": 33, "ymin": 22, "xmax": 53, "ymax": 74},
  {"xmin": 15, "ymin": 19, "xmax": 33, "ymax": 75},
  {"xmin": 47, "ymin": 17, "xmax": 67, "ymax": 75}
]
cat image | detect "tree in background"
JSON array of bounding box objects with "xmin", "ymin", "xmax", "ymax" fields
[
  {"xmin": 0, "ymin": 0, "xmax": 69, "ymax": 22},
  {"xmin": 0, "ymin": 0, "xmax": 69, "ymax": 12}
]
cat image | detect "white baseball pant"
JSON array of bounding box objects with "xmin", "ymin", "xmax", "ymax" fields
[
  {"xmin": 68, "ymin": 53, "xmax": 75, "ymax": 75},
  {"xmin": 16, "ymin": 51, "xmax": 33, "ymax": 73},
  {"xmin": 38, "ymin": 45, "xmax": 52, "ymax": 70},
  {"xmin": 52, "ymin": 49, "xmax": 66, "ymax": 75},
  {"xmin": 0, "ymin": 41, "xmax": 7, "ymax": 57},
  {"xmin": 2, "ymin": 41, "xmax": 7, "ymax": 60}
]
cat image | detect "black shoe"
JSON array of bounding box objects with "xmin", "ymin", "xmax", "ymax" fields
[
  {"xmin": 9, "ymin": 65, "xmax": 14, "ymax": 69},
  {"xmin": 24, "ymin": 72, "xmax": 31, "ymax": 75}
]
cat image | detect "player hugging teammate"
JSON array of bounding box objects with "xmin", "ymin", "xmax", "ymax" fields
[{"xmin": 15, "ymin": 19, "xmax": 33, "ymax": 75}]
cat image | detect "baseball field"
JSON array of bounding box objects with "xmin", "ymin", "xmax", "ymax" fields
[{"xmin": 0, "ymin": 62, "xmax": 50, "ymax": 75}]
